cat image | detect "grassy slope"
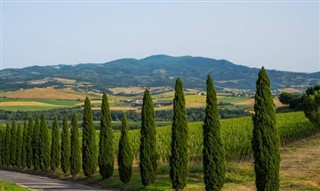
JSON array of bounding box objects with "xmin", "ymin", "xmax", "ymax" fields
[{"xmin": 0, "ymin": 180, "xmax": 31, "ymax": 191}]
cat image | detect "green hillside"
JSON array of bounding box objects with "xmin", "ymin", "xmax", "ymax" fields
[{"xmin": 1, "ymin": 55, "xmax": 318, "ymax": 92}]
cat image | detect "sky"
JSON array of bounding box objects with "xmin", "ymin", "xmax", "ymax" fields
[{"xmin": 1, "ymin": 0, "xmax": 319, "ymax": 73}]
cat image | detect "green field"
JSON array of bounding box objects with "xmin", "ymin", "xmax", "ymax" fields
[
  {"xmin": 110, "ymin": 111, "xmax": 318, "ymax": 162},
  {"xmin": 0, "ymin": 180, "xmax": 31, "ymax": 191},
  {"xmin": 0, "ymin": 94, "xmax": 253, "ymax": 112},
  {"xmin": 0, "ymin": 98, "xmax": 82, "ymax": 111}
]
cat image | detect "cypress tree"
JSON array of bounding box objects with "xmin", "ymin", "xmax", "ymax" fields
[
  {"xmin": 98, "ymin": 93, "xmax": 114, "ymax": 179},
  {"xmin": 0, "ymin": 130, "xmax": 3, "ymax": 166},
  {"xmin": 0, "ymin": 129, "xmax": 5, "ymax": 166},
  {"xmin": 118, "ymin": 114, "xmax": 133, "ymax": 184},
  {"xmin": 4, "ymin": 124, "xmax": 11, "ymax": 166},
  {"xmin": 252, "ymin": 67, "xmax": 280, "ymax": 191},
  {"xmin": 170, "ymin": 78, "xmax": 189, "ymax": 190},
  {"xmin": 21, "ymin": 121, "xmax": 28, "ymax": 167},
  {"xmin": 140, "ymin": 89, "xmax": 157, "ymax": 185},
  {"xmin": 82, "ymin": 97, "xmax": 97, "ymax": 177},
  {"xmin": 51, "ymin": 116, "xmax": 60, "ymax": 171},
  {"xmin": 39, "ymin": 114, "xmax": 50, "ymax": 171},
  {"xmin": 70, "ymin": 113, "xmax": 81, "ymax": 176},
  {"xmin": 10, "ymin": 120, "xmax": 17, "ymax": 166},
  {"xmin": 16, "ymin": 123, "xmax": 23, "ymax": 167},
  {"xmin": 26, "ymin": 117, "xmax": 34, "ymax": 168},
  {"xmin": 33, "ymin": 116, "xmax": 41, "ymax": 170},
  {"xmin": 203, "ymin": 74, "xmax": 225, "ymax": 191},
  {"xmin": 61, "ymin": 116, "xmax": 70, "ymax": 174}
]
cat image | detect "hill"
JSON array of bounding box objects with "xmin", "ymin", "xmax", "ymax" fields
[{"xmin": 1, "ymin": 55, "xmax": 319, "ymax": 92}]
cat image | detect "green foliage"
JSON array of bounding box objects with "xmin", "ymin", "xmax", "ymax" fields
[
  {"xmin": 0, "ymin": 130, "xmax": 3, "ymax": 166},
  {"xmin": 70, "ymin": 113, "xmax": 81, "ymax": 176},
  {"xmin": 99, "ymin": 93, "xmax": 114, "ymax": 179},
  {"xmin": 10, "ymin": 120, "xmax": 17, "ymax": 166},
  {"xmin": 118, "ymin": 114, "xmax": 133, "ymax": 184},
  {"xmin": 15, "ymin": 123, "xmax": 23, "ymax": 167},
  {"xmin": 82, "ymin": 97, "xmax": 97, "ymax": 177},
  {"xmin": 50, "ymin": 117, "xmax": 60, "ymax": 171},
  {"xmin": 26, "ymin": 117, "xmax": 34, "ymax": 168},
  {"xmin": 203, "ymin": 75, "xmax": 225, "ymax": 191},
  {"xmin": 4, "ymin": 124, "xmax": 11, "ymax": 166},
  {"xmin": 278, "ymin": 92, "xmax": 302, "ymax": 109},
  {"xmin": 302, "ymin": 84, "xmax": 320, "ymax": 127},
  {"xmin": 170, "ymin": 78, "xmax": 189, "ymax": 190},
  {"xmin": 252, "ymin": 67, "xmax": 280, "ymax": 191},
  {"xmin": 61, "ymin": 116, "xmax": 70, "ymax": 173},
  {"xmin": 21, "ymin": 121, "xmax": 28, "ymax": 167},
  {"xmin": 32, "ymin": 116, "xmax": 41, "ymax": 170},
  {"xmin": 39, "ymin": 114, "xmax": 50, "ymax": 171},
  {"xmin": 140, "ymin": 89, "xmax": 157, "ymax": 185}
]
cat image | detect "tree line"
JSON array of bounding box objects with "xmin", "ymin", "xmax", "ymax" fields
[
  {"xmin": 1, "ymin": 68, "xmax": 318, "ymax": 191},
  {"xmin": 0, "ymin": 104, "xmax": 250, "ymax": 123}
]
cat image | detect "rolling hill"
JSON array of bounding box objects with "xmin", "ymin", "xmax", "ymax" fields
[{"xmin": 1, "ymin": 55, "xmax": 319, "ymax": 92}]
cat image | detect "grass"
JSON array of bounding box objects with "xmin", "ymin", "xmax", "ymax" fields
[
  {"xmin": 0, "ymin": 98, "xmax": 82, "ymax": 111},
  {"xmin": 0, "ymin": 180, "xmax": 31, "ymax": 191}
]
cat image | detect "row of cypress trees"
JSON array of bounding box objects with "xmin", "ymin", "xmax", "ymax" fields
[
  {"xmin": 0, "ymin": 67, "xmax": 279, "ymax": 191},
  {"xmin": 167, "ymin": 68, "xmax": 279, "ymax": 191},
  {"xmin": 0, "ymin": 114, "xmax": 81, "ymax": 175}
]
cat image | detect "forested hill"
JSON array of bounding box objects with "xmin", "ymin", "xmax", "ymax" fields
[{"xmin": 1, "ymin": 55, "xmax": 319, "ymax": 92}]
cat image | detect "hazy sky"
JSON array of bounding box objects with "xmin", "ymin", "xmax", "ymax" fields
[{"xmin": 1, "ymin": 1, "xmax": 319, "ymax": 72}]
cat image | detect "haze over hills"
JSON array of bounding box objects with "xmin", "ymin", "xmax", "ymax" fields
[{"xmin": 1, "ymin": 55, "xmax": 319, "ymax": 93}]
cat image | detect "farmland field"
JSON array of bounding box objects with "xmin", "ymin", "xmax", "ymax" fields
[
  {"xmin": 108, "ymin": 111, "xmax": 318, "ymax": 162},
  {"xmin": 0, "ymin": 88, "xmax": 100, "ymax": 100},
  {"xmin": 0, "ymin": 98, "xmax": 82, "ymax": 111},
  {"xmin": 0, "ymin": 88, "xmax": 257, "ymax": 112}
]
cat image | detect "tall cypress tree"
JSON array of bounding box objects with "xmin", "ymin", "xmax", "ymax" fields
[
  {"xmin": 51, "ymin": 117, "xmax": 60, "ymax": 171},
  {"xmin": 33, "ymin": 116, "xmax": 41, "ymax": 170},
  {"xmin": 118, "ymin": 114, "xmax": 133, "ymax": 184},
  {"xmin": 203, "ymin": 74, "xmax": 225, "ymax": 191},
  {"xmin": 252, "ymin": 67, "xmax": 280, "ymax": 191},
  {"xmin": 170, "ymin": 78, "xmax": 189, "ymax": 190},
  {"xmin": 140, "ymin": 89, "xmax": 157, "ymax": 185},
  {"xmin": 98, "ymin": 93, "xmax": 114, "ymax": 179},
  {"xmin": 21, "ymin": 121, "xmax": 28, "ymax": 167},
  {"xmin": 26, "ymin": 117, "xmax": 34, "ymax": 168},
  {"xmin": 39, "ymin": 114, "xmax": 50, "ymax": 171},
  {"xmin": 61, "ymin": 116, "xmax": 70, "ymax": 174},
  {"xmin": 0, "ymin": 129, "xmax": 5, "ymax": 166},
  {"xmin": 0, "ymin": 130, "xmax": 3, "ymax": 166},
  {"xmin": 70, "ymin": 113, "xmax": 81, "ymax": 176},
  {"xmin": 82, "ymin": 97, "xmax": 97, "ymax": 177},
  {"xmin": 16, "ymin": 123, "xmax": 23, "ymax": 167},
  {"xmin": 10, "ymin": 120, "xmax": 17, "ymax": 166},
  {"xmin": 4, "ymin": 124, "xmax": 11, "ymax": 166}
]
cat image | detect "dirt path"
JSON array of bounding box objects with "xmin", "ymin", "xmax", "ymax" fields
[{"xmin": 0, "ymin": 170, "xmax": 112, "ymax": 191}]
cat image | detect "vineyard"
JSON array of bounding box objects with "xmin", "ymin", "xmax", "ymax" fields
[{"xmin": 111, "ymin": 111, "xmax": 318, "ymax": 163}]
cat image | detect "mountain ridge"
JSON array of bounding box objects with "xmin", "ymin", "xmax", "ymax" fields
[{"xmin": 1, "ymin": 55, "xmax": 319, "ymax": 92}]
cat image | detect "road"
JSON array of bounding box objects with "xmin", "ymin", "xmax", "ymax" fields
[{"xmin": 0, "ymin": 170, "xmax": 112, "ymax": 191}]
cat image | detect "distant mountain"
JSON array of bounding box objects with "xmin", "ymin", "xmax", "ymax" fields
[{"xmin": 1, "ymin": 55, "xmax": 319, "ymax": 92}]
